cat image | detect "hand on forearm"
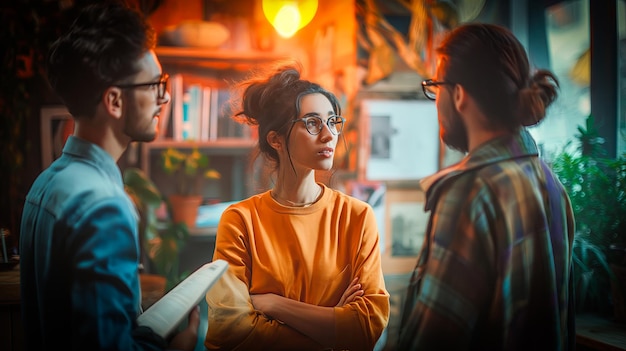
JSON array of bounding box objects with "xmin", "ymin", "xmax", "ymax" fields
[
  {"xmin": 336, "ymin": 277, "xmax": 364, "ymax": 307},
  {"xmin": 250, "ymin": 293, "xmax": 280, "ymax": 320}
]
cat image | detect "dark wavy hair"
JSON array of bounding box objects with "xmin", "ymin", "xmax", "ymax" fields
[
  {"xmin": 46, "ymin": 0, "xmax": 155, "ymax": 118},
  {"xmin": 232, "ymin": 61, "xmax": 342, "ymax": 172},
  {"xmin": 437, "ymin": 23, "xmax": 559, "ymax": 130}
]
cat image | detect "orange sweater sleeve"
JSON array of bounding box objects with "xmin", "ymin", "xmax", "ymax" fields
[{"xmin": 333, "ymin": 202, "xmax": 390, "ymax": 350}]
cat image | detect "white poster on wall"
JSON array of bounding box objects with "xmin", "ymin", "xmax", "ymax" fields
[{"xmin": 362, "ymin": 100, "xmax": 439, "ymax": 181}]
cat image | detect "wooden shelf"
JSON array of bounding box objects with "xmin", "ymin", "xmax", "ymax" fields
[
  {"xmin": 577, "ymin": 313, "xmax": 626, "ymax": 350},
  {"xmin": 143, "ymin": 138, "xmax": 256, "ymax": 152},
  {"xmin": 155, "ymin": 46, "xmax": 288, "ymax": 72},
  {"xmin": 140, "ymin": 138, "xmax": 256, "ymax": 173}
]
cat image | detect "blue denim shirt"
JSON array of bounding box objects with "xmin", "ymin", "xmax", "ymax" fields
[{"xmin": 20, "ymin": 136, "xmax": 166, "ymax": 350}]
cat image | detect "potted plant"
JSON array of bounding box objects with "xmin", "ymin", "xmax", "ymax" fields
[
  {"xmin": 123, "ymin": 167, "xmax": 189, "ymax": 292},
  {"xmin": 550, "ymin": 115, "xmax": 626, "ymax": 319},
  {"xmin": 161, "ymin": 146, "xmax": 221, "ymax": 228}
]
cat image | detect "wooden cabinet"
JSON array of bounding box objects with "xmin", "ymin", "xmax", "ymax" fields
[{"xmin": 0, "ymin": 268, "xmax": 22, "ymax": 351}]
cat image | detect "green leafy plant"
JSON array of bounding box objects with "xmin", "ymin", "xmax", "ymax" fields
[
  {"xmin": 570, "ymin": 234, "xmax": 612, "ymax": 312},
  {"xmin": 161, "ymin": 146, "xmax": 221, "ymax": 196},
  {"xmin": 550, "ymin": 115, "xmax": 626, "ymax": 314},
  {"xmin": 123, "ymin": 167, "xmax": 190, "ymax": 291}
]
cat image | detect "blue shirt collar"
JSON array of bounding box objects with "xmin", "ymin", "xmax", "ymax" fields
[{"xmin": 62, "ymin": 136, "xmax": 124, "ymax": 188}]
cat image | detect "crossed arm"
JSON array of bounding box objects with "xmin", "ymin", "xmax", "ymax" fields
[
  {"xmin": 206, "ymin": 206, "xmax": 390, "ymax": 350},
  {"xmin": 250, "ymin": 277, "xmax": 364, "ymax": 347}
]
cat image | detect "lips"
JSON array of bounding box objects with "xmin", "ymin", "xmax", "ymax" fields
[{"xmin": 318, "ymin": 147, "xmax": 334, "ymax": 157}]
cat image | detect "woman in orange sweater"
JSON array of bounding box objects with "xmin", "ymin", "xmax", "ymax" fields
[{"xmin": 205, "ymin": 62, "xmax": 389, "ymax": 351}]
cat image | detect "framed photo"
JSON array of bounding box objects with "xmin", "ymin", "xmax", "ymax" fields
[
  {"xmin": 40, "ymin": 105, "xmax": 73, "ymax": 168},
  {"xmin": 359, "ymin": 100, "xmax": 439, "ymax": 181},
  {"xmin": 346, "ymin": 180, "xmax": 387, "ymax": 254},
  {"xmin": 381, "ymin": 187, "xmax": 430, "ymax": 274}
]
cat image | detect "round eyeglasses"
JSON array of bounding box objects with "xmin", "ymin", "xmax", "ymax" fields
[
  {"xmin": 292, "ymin": 115, "xmax": 345, "ymax": 135},
  {"xmin": 116, "ymin": 73, "xmax": 169, "ymax": 100},
  {"xmin": 422, "ymin": 79, "xmax": 452, "ymax": 101}
]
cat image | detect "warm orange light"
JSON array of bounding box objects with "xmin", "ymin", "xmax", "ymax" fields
[{"xmin": 262, "ymin": 0, "xmax": 318, "ymax": 38}]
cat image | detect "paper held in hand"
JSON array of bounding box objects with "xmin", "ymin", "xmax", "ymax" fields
[{"xmin": 137, "ymin": 259, "xmax": 229, "ymax": 338}]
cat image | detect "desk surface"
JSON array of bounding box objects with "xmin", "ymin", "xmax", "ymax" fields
[
  {"xmin": 189, "ymin": 226, "xmax": 216, "ymax": 236},
  {"xmin": 577, "ymin": 314, "xmax": 626, "ymax": 351},
  {"xmin": 0, "ymin": 266, "xmax": 166, "ymax": 310},
  {"xmin": 0, "ymin": 266, "xmax": 20, "ymax": 304}
]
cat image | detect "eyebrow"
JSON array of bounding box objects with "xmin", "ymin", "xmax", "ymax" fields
[
  {"xmin": 146, "ymin": 74, "xmax": 162, "ymax": 81},
  {"xmin": 301, "ymin": 112, "xmax": 320, "ymax": 118},
  {"xmin": 301, "ymin": 111, "xmax": 335, "ymax": 118}
]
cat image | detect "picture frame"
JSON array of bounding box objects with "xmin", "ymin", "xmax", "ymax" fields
[
  {"xmin": 381, "ymin": 186, "xmax": 429, "ymax": 274},
  {"xmin": 346, "ymin": 180, "xmax": 387, "ymax": 254},
  {"xmin": 40, "ymin": 105, "xmax": 73, "ymax": 168},
  {"xmin": 359, "ymin": 99, "xmax": 439, "ymax": 181}
]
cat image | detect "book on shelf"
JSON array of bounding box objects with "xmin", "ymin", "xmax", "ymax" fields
[
  {"xmin": 208, "ymin": 86, "xmax": 219, "ymax": 141},
  {"xmin": 200, "ymin": 86, "xmax": 211, "ymax": 141},
  {"xmin": 182, "ymin": 85, "xmax": 201, "ymax": 140},
  {"xmin": 171, "ymin": 74, "xmax": 185, "ymax": 141},
  {"xmin": 169, "ymin": 74, "xmax": 252, "ymax": 142},
  {"xmin": 136, "ymin": 259, "xmax": 229, "ymax": 339}
]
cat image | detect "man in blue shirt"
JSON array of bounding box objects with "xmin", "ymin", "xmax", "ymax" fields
[{"xmin": 19, "ymin": 1, "xmax": 199, "ymax": 350}]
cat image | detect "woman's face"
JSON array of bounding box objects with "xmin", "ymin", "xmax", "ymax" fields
[{"xmin": 286, "ymin": 93, "xmax": 339, "ymax": 172}]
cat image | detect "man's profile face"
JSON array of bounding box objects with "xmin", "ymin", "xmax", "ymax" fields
[
  {"xmin": 434, "ymin": 58, "xmax": 469, "ymax": 153},
  {"xmin": 122, "ymin": 50, "xmax": 168, "ymax": 143}
]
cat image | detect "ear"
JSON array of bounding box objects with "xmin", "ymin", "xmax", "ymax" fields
[
  {"xmin": 266, "ymin": 130, "xmax": 283, "ymax": 151},
  {"xmin": 103, "ymin": 86, "xmax": 124, "ymax": 119},
  {"xmin": 453, "ymin": 84, "xmax": 467, "ymax": 112}
]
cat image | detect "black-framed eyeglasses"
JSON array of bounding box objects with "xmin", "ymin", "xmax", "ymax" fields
[
  {"xmin": 116, "ymin": 73, "xmax": 169, "ymax": 100},
  {"xmin": 422, "ymin": 79, "xmax": 452, "ymax": 101},
  {"xmin": 292, "ymin": 115, "xmax": 345, "ymax": 135}
]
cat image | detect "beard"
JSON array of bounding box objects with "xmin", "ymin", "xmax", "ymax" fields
[
  {"xmin": 127, "ymin": 124, "xmax": 157, "ymax": 142},
  {"xmin": 123, "ymin": 104, "xmax": 158, "ymax": 143},
  {"xmin": 439, "ymin": 103, "xmax": 469, "ymax": 153}
]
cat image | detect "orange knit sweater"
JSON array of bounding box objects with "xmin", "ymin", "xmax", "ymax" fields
[{"xmin": 205, "ymin": 184, "xmax": 390, "ymax": 351}]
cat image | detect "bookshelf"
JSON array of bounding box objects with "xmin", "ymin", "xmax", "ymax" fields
[{"xmin": 140, "ymin": 47, "xmax": 284, "ymax": 202}]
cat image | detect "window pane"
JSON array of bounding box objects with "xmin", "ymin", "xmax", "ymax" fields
[{"xmin": 529, "ymin": 0, "xmax": 590, "ymax": 159}]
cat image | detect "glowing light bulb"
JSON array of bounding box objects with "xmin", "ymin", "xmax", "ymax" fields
[
  {"xmin": 274, "ymin": 3, "xmax": 300, "ymax": 38},
  {"xmin": 262, "ymin": 0, "xmax": 318, "ymax": 38}
]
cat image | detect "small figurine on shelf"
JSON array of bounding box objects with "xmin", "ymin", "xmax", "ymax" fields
[{"xmin": 161, "ymin": 146, "xmax": 221, "ymax": 228}]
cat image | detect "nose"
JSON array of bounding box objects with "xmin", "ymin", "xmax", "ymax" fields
[
  {"xmin": 159, "ymin": 90, "xmax": 171, "ymax": 105},
  {"xmin": 319, "ymin": 122, "xmax": 334, "ymax": 142}
]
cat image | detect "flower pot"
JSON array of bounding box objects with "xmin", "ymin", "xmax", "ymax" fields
[{"xmin": 168, "ymin": 194, "xmax": 202, "ymax": 228}]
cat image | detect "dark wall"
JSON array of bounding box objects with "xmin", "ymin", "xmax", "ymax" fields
[{"xmin": 0, "ymin": 1, "xmax": 162, "ymax": 251}]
